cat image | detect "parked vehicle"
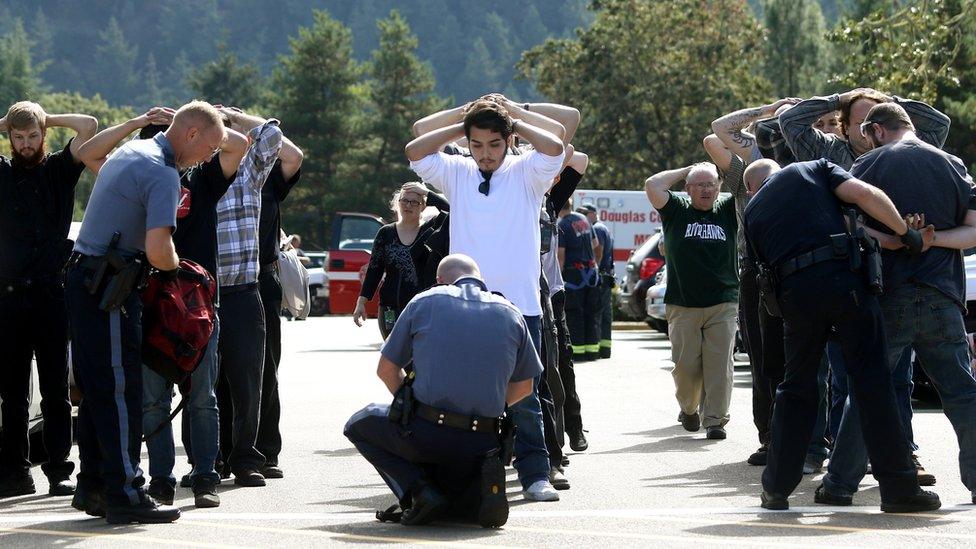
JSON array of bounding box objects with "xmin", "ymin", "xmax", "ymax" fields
[
  {"xmin": 326, "ymin": 213, "xmax": 385, "ymax": 315},
  {"xmin": 572, "ymin": 189, "xmax": 662, "ymax": 283},
  {"xmin": 619, "ymin": 230, "xmax": 665, "ymax": 320},
  {"xmin": 304, "ymin": 251, "xmax": 329, "ymax": 316},
  {"xmin": 645, "ymin": 265, "xmax": 667, "ymax": 332}
]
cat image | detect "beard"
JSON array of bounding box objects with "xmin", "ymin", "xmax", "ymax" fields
[{"xmin": 11, "ymin": 141, "xmax": 46, "ymax": 168}]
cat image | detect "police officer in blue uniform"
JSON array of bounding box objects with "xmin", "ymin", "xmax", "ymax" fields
[
  {"xmin": 582, "ymin": 204, "xmax": 614, "ymax": 359},
  {"xmin": 66, "ymin": 102, "xmax": 226, "ymax": 523},
  {"xmin": 742, "ymin": 158, "xmax": 940, "ymax": 513},
  {"xmin": 344, "ymin": 254, "xmax": 541, "ymax": 528}
]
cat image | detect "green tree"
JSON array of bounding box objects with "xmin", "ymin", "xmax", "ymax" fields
[
  {"xmin": 271, "ymin": 10, "xmax": 362, "ymax": 245},
  {"xmin": 762, "ymin": 0, "xmax": 831, "ymax": 97},
  {"xmin": 185, "ymin": 45, "xmax": 265, "ymax": 109},
  {"xmin": 346, "ymin": 10, "xmax": 446, "ymax": 212},
  {"xmin": 0, "ymin": 20, "xmax": 42, "ymax": 109},
  {"xmin": 94, "ymin": 17, "xmax": 138, "ymax": 106},
  {"xmin": 518, "ymin": 0, "xmax": 771, "ymax": 187},
  {"xmin": 828, "ymin": 0, "xmax": 976, "ymax": 167}
]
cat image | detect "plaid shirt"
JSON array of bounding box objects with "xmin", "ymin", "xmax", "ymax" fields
[
  {"xmin": 216, "ymin": 120, "xmax": 282, "ymax": 287},
  {"xmin": 755, "ymin": 117, "xmax": 796, "ymax": 167},
  {"xmin": 779, "ymin": 94, "xmax": 950, "ymax": 170}
]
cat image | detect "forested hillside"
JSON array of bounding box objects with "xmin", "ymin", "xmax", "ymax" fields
[{"xmin": 0, "ymin": 0, "xmax": 591, "ymax": 106}]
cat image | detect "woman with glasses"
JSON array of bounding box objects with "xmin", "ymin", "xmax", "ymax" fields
[{"xmin": 353, "ymin": 182, "xmax": 448, "ymax": 338}]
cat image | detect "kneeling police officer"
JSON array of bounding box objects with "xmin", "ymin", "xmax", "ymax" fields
[
  {"xmin": 67, "ymin": 102, "xmax": 226, "ymax": 524},
  {"xmin": 344, "ymin": 254, "xmax": 541, "ymax": 528},
  {"xmin": 743, "ymin": 158, "xmax": 940, "ymax": 513}
]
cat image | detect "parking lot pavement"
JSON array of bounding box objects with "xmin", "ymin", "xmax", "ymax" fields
[{"xmin": 2, "ymin": 316, "xmax": 975, "ymax": 548}]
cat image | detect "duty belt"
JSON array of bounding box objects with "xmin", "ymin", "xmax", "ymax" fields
[
  {"xmin": 67, "ymin": 251, "xmax": 104, "ymax": 272},
  {"xmin": 777, "ymin": 244, "xmax": 846, "ymax": 280},
  {"xmin": 414, "ymin": 401, "xmax": 502, "ymax": 434}
]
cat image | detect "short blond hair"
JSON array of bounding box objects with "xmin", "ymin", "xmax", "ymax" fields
[
  {"xmin": 6, "ymin": 101, "xmax": 47, "ymax": 131},
  {"xmin": 172, "ymin": 100, "xmax": 223, "ymax": 131}
]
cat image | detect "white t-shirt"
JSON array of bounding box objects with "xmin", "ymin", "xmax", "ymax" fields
[{"xmin": 410, "ymin": 149, "xmax": 565, "ymax": 316}]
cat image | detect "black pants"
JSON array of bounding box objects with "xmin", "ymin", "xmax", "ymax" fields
[
  {"xmin": 256, "ymin": 270, "xmax": 282, "ymax": 466},
  {"xmin": 344, "ymin": 404, "xmax": 498, "ymax": 506},
  {"xmin": 763, "ymin": 262, "xmax": 918, "ymax": 501},
  {"xmin": 66, "ymin": 266, "xmax": 146, "ymax": 507},
  {"xmin": 539, "ymin": 288, "xmax": 565, "ymax": 465},
  {"xmin": 564, "ymin": 273, "xmax": 601, "ymax": 360},
  {"xmin": 0, "ymin": 281, "xmax": 73, "ymax": 482},
  {"xmin": 739, "ymin": 264, "xmax": 779, "ymax": 448},
  {"xmin": 598, "ymin": 275, "xmax": 613, "ymax": 358},
  {"xmin": 216, "ymin": 283, "xmax": 266, "ymax": 473},
  {"xmin": 552, "ymin": 290, "xmax": 583, "ymax": 432}
]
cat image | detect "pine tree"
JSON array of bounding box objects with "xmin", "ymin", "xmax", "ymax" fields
[
  {"xmin": 763, "ymin": 0, "xmax": 831, "ymax": 97},
  {"xmin": 0, "ymin": 20, "xmax": 41, "ymax": 108},
  {"xmin": 185, "ymin": 45, "xmax": 264, "ymax": 109},
  {"xmin": 94, "ymin": 17, "xmax": 138, "ymax": 106}
]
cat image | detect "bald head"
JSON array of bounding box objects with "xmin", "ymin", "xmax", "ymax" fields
[
  {"xmin": 743, "ymin": 159, "xmax": 781, "ymax": 194},
  {"xmin": 165, "ymin": 101, "xmax": 227, "ymax": 170},
  {"xmin": 436, "ymin": 254, "xmax": 481, "ymax": 285}
]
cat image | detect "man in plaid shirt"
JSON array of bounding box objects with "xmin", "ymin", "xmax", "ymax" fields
[{"xmin": 214, "ymin": 109, "xmax": 282, "ymax": 487}]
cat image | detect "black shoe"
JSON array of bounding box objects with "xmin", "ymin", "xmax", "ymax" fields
[
  {"xmin": 147, "ymin": 480, "xmax": 175, "ymax": 505},
  {"xmin": 568, "ymin": 428, "xmax": 589, "ymax": 452},
  {"xmin": 180, "ymin": 474, "xmax": 193, "ymax": 488},
  {"xmin": 599, "ymin": 347, "xmax": 611, "ymax": 359},
  {"xmin": 912, "ymin": 455, "xmax": 936, "ymax": 486},
  {"xmin": 678, "ymin": 412, "xmax": 701, "ymax": 432},
  {"xmin": 761, "ymin": 491, "xmax": 789, "ymax": 510},
  {"xmin": 0, "ymin": 473, "xmax": 35, "ymax": 498},
  {"xmin": 560, "ymin": 454, "xmax": 570, "ymax": 468},
  {"xmin": 49, "ymin": 479, "xmax": 76, "ymax": 496},
  {"xmin": 192, "ymin": 480, "xmax": 220, "ymax": 508},
  {"xmin": 747, "ymin": 447, "xmax": 768, "ymax": 466},
  {"xmin": 71, "ymin": 485, "xmax": 107, "ymax": 517},
  {"xmin": 814, "ymin": 484, "xmax": 852, "ymax": 506},
  {"xmin": 706, "ymin": 426, "xmax": 727, "ymax": 440},
  {"xmin": 234, "ymin": 469, "xmax": 266, "ymax": 487},
  {"xmin": 400, "ymin": 483, "xmax": 449, "ymax": 526},
  {"xmin": 478, "ymin": 455, "xmax": 509, "ymax": 528},
  {"xmin": 881, "ymin": 489, "xmax": 941, "ymax": 513},
  {"xmin": 107, "ymin": 496, "xmax": 181, "ymax": 524},
  {"xmin": 550, "ymin": 467, "xmax": 570, "ymax": 491},
  {"xmin": 215, "ymin": 461, "xmax": 231, "ymax": 480},
  {"xmin": 261, "ymin": 465, "xmax": 284, "ymax": 479}
]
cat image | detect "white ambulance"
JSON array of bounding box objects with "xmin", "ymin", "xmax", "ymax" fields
[{"xmin": 571, "ymin": 189, "xmax": 661, "ymax": 283}]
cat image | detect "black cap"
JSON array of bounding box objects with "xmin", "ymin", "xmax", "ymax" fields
[{"xmin": 581, "ymin": 204, "xmax": 597, "ymax": 213}]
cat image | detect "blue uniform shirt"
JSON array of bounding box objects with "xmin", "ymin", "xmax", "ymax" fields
[
  {"xmin": 593, "ymin": 221, "xmax": 614, "ymax": 273},
  {"xmin": 75, "ymin": 133, "xmax": 179, "ymax": 256},
  {"xmin": 380, "ymin": 277, "xmax": 543, "ymax": 418}
]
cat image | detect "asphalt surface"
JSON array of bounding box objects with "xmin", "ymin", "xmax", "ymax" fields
[{"xmin": 2, "ymin": 316, "xmax": 976, "ymax": 548}]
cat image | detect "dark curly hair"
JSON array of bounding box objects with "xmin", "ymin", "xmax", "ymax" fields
[{"xmin": 463, "ymin": 99, "xmax": 514, "ymax": 141}]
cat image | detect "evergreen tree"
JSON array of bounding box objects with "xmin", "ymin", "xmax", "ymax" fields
[
  {"xmin": 271, "ymin": 10, "xmax": 362, "ymax": 245},
  {"xmin": 763, "ymin": 0, "xmax": 831, "ymax": 97},
  {"xmin": 0, "ymin": 20, "xmax": 41, "ymax": 108},
  {"xmin": 185, "ymin": 46, "xmax": 264, "ymax": 109},
  {"xmin": 94, "ymin": 17, "xmax": 138, "ymax": 106}
]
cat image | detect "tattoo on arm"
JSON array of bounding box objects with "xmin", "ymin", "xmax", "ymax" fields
[{"xmin": 730, "ymin": 131, "xmax": 755, "ymax": 148}]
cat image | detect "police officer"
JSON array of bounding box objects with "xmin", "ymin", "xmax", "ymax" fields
[
  {"xmin": 344, "ymin": 254, "xmax": 541, "ymax": 528},
  {"xmin": 67, "ymin": 101, "xmax": 225, "ymax": 523},
  {"xmin": 0, "ymin": 102, "xmax": 96, "ymax": 499},
  {"xmin": 742, "ymin": 158, "xmax": 940, "ymax": 513},
  {"xmin": 582, "ymin": 204, "xmax": 614, "ymax": 359},
  {"xmin": 559, "ymin": 200, "xmax": 602, "ymax": 362}
]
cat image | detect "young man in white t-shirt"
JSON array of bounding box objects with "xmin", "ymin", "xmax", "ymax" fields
[{"xmin": 406, "ymin": 98, "xmax": 566, "ymax": 501}]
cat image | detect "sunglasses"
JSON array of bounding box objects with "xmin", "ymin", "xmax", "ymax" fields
[{"xmin": 398, "ymin": 198, "xmax": 423, "ymax": 207}]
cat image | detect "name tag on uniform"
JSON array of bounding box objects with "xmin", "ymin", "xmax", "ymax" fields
[{"xmin": 177, "ymin": 187, "xmax": 191, "ymax": 219}]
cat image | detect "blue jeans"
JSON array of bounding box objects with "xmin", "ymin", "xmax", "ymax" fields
[
  {"xmin": 824, "ymin": 285, "xmax": 976, "ymax": 497},
  {"xmin": 143, "ymin": 318, "xmax": 221, "ymax": 487},
  {"xmin": 510, "ymin": 315, "xmax": 550, "ymax": 489}
]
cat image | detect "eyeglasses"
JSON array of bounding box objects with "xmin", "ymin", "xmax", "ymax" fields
[
  {"xmin": 859, "ymin": 119, "xmax": 878, "ymax": 138},
  {"xmin": 689, "ymin": 181, "xmax": 718, "ymax": 189},
  {"xmin": 398, "ymin": 198, "xmax": 423, "ymax": 207}
]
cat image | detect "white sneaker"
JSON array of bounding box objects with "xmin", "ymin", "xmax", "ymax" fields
[{"xmin": 523, "ymin": 480, "xmax": 560, "ymax": 502}]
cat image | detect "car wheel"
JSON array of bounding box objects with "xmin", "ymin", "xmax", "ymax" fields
[{"xmin": 309, "ymin": 297, "xmax": 329, "ymax": 317}]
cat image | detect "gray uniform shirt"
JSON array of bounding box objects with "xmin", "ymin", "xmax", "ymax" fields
[
  {"xmin": 381, "ymin": 278, "xmax": 543, "ymax": 418},
  {"xmin": 74, "ymin": 133, "xmax": 180, "ymax": 255}
]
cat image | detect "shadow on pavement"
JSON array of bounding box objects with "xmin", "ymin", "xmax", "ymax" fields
[
  {"xmin": 302, "ymin": 519, "xmax": 507, "ymax": 544},
  {"xmin": 315, "ymin": 447, "xmax": 362, "ymax": 457},
  {"xmin": 684, "ymin": 508, "xmax": 955, "ymax": 539},
  {"xmin": 597, "ymin": 435, "xmax": 721, "ymax": 455}
]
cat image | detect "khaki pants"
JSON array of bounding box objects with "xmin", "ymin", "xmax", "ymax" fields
[{"xmin": 665, "ymin": 302, "xmax": 737, "ymax": 428}]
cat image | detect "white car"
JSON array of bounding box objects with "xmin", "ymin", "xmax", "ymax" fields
[
  {"xmin": 645, "ymin": 266, "xmax": 667, "ymax": 333},
  {"xmin": 304, "ymin": 251, "xmax": 329, "ymax": 316}
]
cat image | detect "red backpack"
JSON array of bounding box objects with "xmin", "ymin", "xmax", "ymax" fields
[{"xmin": 141, "ymin": 258, "xmax": 217, "ymax": 386}]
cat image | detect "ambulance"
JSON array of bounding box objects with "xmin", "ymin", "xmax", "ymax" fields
[{"xmin": 571, "ymin": 189, "xmax": 661, "ymax": 283}]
